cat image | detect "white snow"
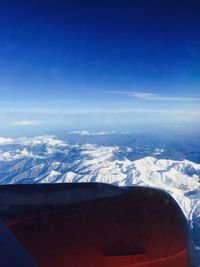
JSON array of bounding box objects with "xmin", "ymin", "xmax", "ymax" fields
[
  {"xmin": 0, "ymin": 137, "xmax": 14, "ymax": 145},
  {"xmin": 153, "ymin": 148, "xmax": 165, "ymax": 155},
  {"xmin": 0, "ymin": 135, "xmax": 199, "ymax": 220}
]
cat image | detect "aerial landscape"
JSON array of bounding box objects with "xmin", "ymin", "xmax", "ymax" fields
[{"xmin": 0, "ymin": 0, "xmax": 200, "ymax": 266}]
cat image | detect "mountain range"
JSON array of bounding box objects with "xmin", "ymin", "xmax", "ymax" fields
[{"xmin": 0, "ymin": 134, "xmax": 200, "ymax": 264}]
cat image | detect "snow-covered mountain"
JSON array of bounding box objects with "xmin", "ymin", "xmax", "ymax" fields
[
  {"xmin": 0, "ymin": 134, "xmax": 200, "ymax": 263},
  {"xmin": 0, "ymin": 135, "xmax": 199, "ymax": 220}
]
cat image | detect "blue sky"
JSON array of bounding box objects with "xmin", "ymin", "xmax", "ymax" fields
[{"xmin": 0, "ymin": 0, "xmax": 200, "ymax": 136}]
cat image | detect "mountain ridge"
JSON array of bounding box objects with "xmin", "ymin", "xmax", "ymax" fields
[{"xmin": 0, "ymin": 135, "xmax": 199, "ymax": 221}]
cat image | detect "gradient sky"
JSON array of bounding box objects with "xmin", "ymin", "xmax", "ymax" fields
[{"xmin": 0, "ymin": 0, "xmax": 200, "ymax": 136}]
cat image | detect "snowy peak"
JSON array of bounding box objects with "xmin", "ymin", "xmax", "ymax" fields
[{"xmin": 0, "ymin": 135, "xmax": 200, "ymax": 219}]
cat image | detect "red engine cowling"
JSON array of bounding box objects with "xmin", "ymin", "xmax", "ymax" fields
[{"xmin": 0, "ymin": 183, "xmax": 196, "ymax": 267}]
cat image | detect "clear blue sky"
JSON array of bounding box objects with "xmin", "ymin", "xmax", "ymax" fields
[{"xmin": 0, "ymin": 0, "xmax": 200, "ymax": 136}]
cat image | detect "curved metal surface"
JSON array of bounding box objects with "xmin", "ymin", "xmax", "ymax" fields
[{"xmin": 0, "ymin": 183, "xmax": 196, "ymax": 267}]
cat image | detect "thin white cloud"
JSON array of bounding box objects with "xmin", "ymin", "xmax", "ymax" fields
[
  {"xmin": 69, "ymin": 130, "xmax": 117, "ymax": 136},
  {"xmin": 99, "ymin": 90, "xmax": 200, "ymax": 101},
  {"xmin": 0, "ymin": 99, "xmax": 79, "ymax": 105},
  {"xmin": 1, "ymin": 107, "xmax": 199, "ymax": 116},
  {"xmin": 129, "ymin": 91, "xmax": 200, "ymax": 101},
  {"xmin": 129, "ymin": 92, "xmax": 158, "ymax": 99},
  {"xmin": 12, "ymin": 120, "xmax": 42, "ymax": 126}
]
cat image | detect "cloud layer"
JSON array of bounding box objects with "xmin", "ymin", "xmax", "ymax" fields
[{"xmin": 12, "ymin": 120, "xmax": 42, "ymax": 126}]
